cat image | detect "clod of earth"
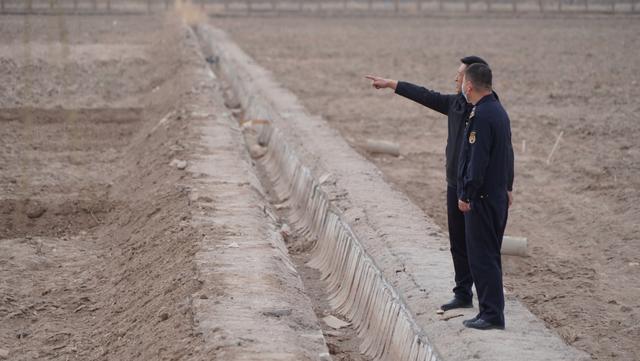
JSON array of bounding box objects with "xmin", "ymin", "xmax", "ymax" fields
[
  {"xmin": 249, "ymin": 144, "xmax": 267, "ymax": 159},
  {"xmin": 26, "ymin": 202, "xmax": 46, "ymax": 219},
  {"xmin": 170, "ymin": 159, "xmax": 188, "ymax": 170}
]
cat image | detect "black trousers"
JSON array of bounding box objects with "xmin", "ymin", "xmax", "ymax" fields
[
  {"xmin": 465, "ymin": 192, "xmax": 509, "ymax": 326},
  {"xmin": 446, "ymin": 185, "xmax": 473, "ymax": 302}
]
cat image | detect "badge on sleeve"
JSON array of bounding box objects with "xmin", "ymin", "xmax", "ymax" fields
[{"xmin": 469, "ymin": 131, "xmax": 476, "ymax": 144}]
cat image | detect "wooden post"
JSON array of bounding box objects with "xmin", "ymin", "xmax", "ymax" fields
[
  {"xmin": 27, "ymin": 0, "xmax": 33, "ymax": 11},
  {"xmin": 558, "ymin": 0, "xmax": 562, "ymax": 11},
  {"xmin": 298, "ymin": 0, "xmax": 303, "ymax": 11},
  {"xmin": 417, "ymin": 0, "xmax": 422, "ymax": 11},
  {"xmin": 147, "ymin": 0, "xmax": 152, "ymax": 13},
  {"xmin": 611, "ymin": 0, "xmax": 615, "ymax": 12},
  {"xmin": 465, "ymin": 0, "xmax": 470, "ymax": 11},
  {"xmin": 74, "ymin": 0, "xmax": 78, "ymax": 12},
  {"xmin": 343, "ymin": 0, "xmax": 347, "ymax": 10},
  {"xmin": 538, "ymin": 0, "xmax": 544, "ymax": 12},
  {"xmin": 439, "ymin": 0, "xmax": 443, "ymax": 11},
  {"xmin": 512, "ymin": 0, "xmax": 517, "ymax": 12},
  {"xmin": 368, "ymin": 0, "xmax": 373, "ymax": 10},
  {"xmin": 487, "ymin": 0, "xmax": 492, "ymax": 11},
  {"xmin": 584, "ymin": 0, "xmax": 588, "ymax": 10},
  {"xmin": 1, "ymin": 0, "xmax": 4, "ymax": 13},
  {"xmin": 94, "ymin": 0, "xmax": 98, "ymax": 11},
  {"xmin": 633, "ymin": 0, "xmax": 637, "ymax": 12},
  {"xmin": 107, "ymin": 0, "xmax": 112, "ymax": 12},
  {"xmin": 394, "ymin": 0, "xmax": 400, "ymax": 13},
  {"xmin": 165, "ymin": 0, "xmax": 170, "ymax": 10}
]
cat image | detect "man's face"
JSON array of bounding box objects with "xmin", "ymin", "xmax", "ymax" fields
[
  {"xmin": 461, "ymin": 75, "xmax": 470, "ymax": 98},
  {"xmin": 455, "ymin": 63, "xmax": 467, "ymax": 93}
]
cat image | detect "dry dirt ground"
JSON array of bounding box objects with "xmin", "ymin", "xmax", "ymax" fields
[
  {"xmin": 0, "ymin": 14, "xmax": 220, "ymax": 360},
  {"xmin": 214, "ymin": 15, "xmax": 640, "ymax": 361}
]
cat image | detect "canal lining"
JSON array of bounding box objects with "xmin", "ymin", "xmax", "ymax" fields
[{"xmin": 197, "ymin": 25, "xmax": 442, "ymax": 361}]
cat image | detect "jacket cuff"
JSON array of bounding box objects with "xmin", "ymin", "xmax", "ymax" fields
[{"xmin": 394, "ymin": 81, "xmax": 407, "ymax": 95}]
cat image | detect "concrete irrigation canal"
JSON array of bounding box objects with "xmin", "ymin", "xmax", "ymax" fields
[{"xmin": 3, "ymin": 5, "xmax": 632, "ymax": 361}]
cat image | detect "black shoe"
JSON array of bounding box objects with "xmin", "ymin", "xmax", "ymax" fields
[
  {"xmin": 440, "ymin": 298, "xmax": 473, "ymax": 311},
  {"xmin": 464, "ymin": 318, "xmax": 505, "ymax": 330},
  {"xmin": 462, "ymin": 315, "xmax": 480, "ymax": 326}
]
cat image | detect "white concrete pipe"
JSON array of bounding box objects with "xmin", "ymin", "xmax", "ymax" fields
[
  {"xmin": 365, "ymin": 139, "xmax": 401, "ymax": 157},
  {"xmin": 502, "ymin": 236, "xmax": 528, "ymax": 257}
]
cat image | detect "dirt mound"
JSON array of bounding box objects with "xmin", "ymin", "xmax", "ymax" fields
[{"xmin": 0, "ymin": 14, "xmax": 215, "ymax": 360}]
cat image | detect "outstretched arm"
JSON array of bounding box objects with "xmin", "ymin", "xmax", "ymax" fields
[{"xmin": 365, "ymin": 75, "xmax": 453, "ymax": 115}]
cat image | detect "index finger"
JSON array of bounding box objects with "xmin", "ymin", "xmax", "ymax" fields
[{"xmin": 364, "ymin": 75, "xmax": 378, "ymax": 81}]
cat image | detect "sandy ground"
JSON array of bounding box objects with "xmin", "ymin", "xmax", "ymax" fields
[
  {"xmin": 214, "ymin": 15, "xmax": 640, "ymax": 361},
  {"xmin": 0, "ymin": 14, "xmax": 218, "ymax": 360}
]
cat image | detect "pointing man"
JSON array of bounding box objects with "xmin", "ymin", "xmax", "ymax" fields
[
  {"xmin": 366, "ymin": 56, "xmax": 505, "ymax": 312},
  {"xmin": 457, "ymin": 63, "xmax": 514, "ymax": 330}
]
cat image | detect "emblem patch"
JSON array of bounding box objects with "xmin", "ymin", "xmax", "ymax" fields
[{"xmin": 469, "ymin": 131, "xmax": 476, "ymax": 144}]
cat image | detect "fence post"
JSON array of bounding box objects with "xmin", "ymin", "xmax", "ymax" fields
[
  {"xmin": 633, "ymin": 0, "xmax": 637, "ymax": 12},
  {"xmin": 107, "ymin": 0, "xmax": 112, "ymax": 12},
  {"xmin": 512, "ymin": 0, "xmax": 517, "ymax": 11},
  {"xmin": 538, "ymin": 0, "xmax": 544, "ymax": 12},
  {"xmin": 611, "ymin": 0, "xmax": 615, "ymax": 12},
  {"xmin": 27, "ymin": 0, "xmax": 32, "ymax": 11},
  {"xmin": 417, "ymin": 0, "xmax": 422, "ymax": 11},
  {"xmin": 394, "ymin": 0, "xmax": 399, "ymax": 12},
  {"xmin": 487, "ymin": 0, "xmax": 492, "ymax": 11},
  {"xmin": 465, "ymin": 0, "xmax": 470, "ymax": 11},
  {"xmin": 298, "ymin": 0, "xmax": 303, "ymax": 11},
  {"xmin": 1, "ymin": 0, "xmax": 4, "ymax": 13},
  {"xmin": 558, "ymin": 0, "xmax": 562, "ymax": 11},
  {"xmin": 368, "ymin": 0, "xmax": 373, "ymax": 10}
]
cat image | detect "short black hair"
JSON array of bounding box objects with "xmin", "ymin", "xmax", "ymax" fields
[
  {"xmin": 460, "ymin": 55, "xmax": 488, "ymax": 67},
  {"xmin": 464, "ymin": 63, "xmax": 492, "ymax": 91}
]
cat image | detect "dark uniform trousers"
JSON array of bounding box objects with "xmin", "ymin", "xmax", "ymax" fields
[
  {"xmin": 465, "ymin": 192, "xmax": 508, "ymax": 326},
  {"xmin": 447, "ymin": 185, "xmax": 473, "ymax": 302}
]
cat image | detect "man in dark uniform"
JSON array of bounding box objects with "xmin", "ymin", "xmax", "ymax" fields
[
  {"xmin": 457, "ymin": 63, "xmax": 514, "ymax": 330},
  {"xmin": 366, "ymin": 56, "xmax": 507, "ymax": 312}
]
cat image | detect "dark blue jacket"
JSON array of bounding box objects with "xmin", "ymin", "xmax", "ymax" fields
[
  {"xmin": 457, "ymin": 93, "xmax": 514, "ymax": 202},
  {"xmin": 395, "ymin": 81, "xmax": 471, "ymax": 187}
]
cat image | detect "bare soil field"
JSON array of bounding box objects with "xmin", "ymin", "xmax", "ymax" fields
[
  {"xmin": 214, "ymin": 15, "xmax": 640, "ymax": 361},
  {"xmin": 0, "ymin": 14, "xmax": 218, "ymax": 360}
]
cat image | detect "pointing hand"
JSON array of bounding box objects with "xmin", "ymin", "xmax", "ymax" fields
[{"xmin": 365, "ymin": 75, "xmax": 398, "ymax": 90}]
